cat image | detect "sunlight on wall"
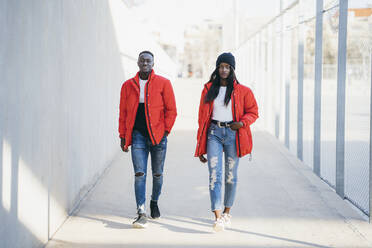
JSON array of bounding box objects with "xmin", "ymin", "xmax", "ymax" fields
[
  {"xmin": 2, "ymin": 139, "xmax": 11, "ymax": 212},
  {"xmin": 17, "ymin": 156, "xmax": 48, "ymax": 242},
  {"xmin": 108, "ymin": 0, "xmax": 177, "ymax": 79}
]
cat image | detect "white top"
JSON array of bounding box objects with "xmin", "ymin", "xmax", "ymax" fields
[
  {"xmin": 212, "ymin": 86, "xmax": 233, "ymax": 122},
  {"xmin": 139, "ymin": 78, "xmax": 147, "ymax": 103}
]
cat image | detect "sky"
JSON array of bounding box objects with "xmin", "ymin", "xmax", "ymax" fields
[
  {"xmin": 129, "ymin": 0, "xmax": 280, "ymax": 49},
  {"xmin": 132, "ymin": 0, "xmax": 280, "ymax": 25}
]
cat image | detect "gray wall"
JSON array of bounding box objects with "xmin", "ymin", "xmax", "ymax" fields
[{"xmin": 0, "ymin": 1, "xmax": 125, "ymax": 247}]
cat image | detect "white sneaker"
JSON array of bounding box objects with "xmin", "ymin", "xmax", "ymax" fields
[
  {"xmin": 222, "ymin": 213, "xmax": 231, "ymax": 228},
  {"xmin": 213, "ymin": 217, "xmax": 225, "ymax": 232},
  {"xmin": 132, "ymin": 213, "xmax": 148, "ymax": 228}
]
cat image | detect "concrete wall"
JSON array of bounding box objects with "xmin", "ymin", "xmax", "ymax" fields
[{"xmin": 0, "ymin": 1, "xmax": 176, "ymax": 247}]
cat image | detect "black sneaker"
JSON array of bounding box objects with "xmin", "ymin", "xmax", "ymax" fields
[
  {"xmin": 150, "ymin": 200, "xmax": 161, "ymax": 219},
  {"xmin": 132, "ymin": 213, "xmax": 148, "ymax": 228}
]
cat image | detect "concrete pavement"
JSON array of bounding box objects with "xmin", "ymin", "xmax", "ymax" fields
[{"xmin": 45, "ymin": 129, "xmax": 372, "ymax": 248}]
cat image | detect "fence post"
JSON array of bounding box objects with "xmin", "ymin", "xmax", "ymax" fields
[
  {"xmin": 369, "ymin": 53, "xmax": 372, "ymax": 222},
  {"xmin": 297, "ymin": 16, "xmax": 304, "ymax": 161},
  {"xmin": 335, "ymin": 0, "xmax": 348, "ymax": 198},
  {"xmin": 313, "ymin": 0, "xmax": 323, "ymax": 176}
]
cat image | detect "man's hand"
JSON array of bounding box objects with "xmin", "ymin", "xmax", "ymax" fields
[
  {"xmin": 198, "ymin": 155, "xmax": 207, "ymax": 163},
  {"xmin": 164, "ymin": 131, "xmax": 169, "ymax": 137},
  {"xmin": 120, "ymin": 138, "xmax": 129, "ymax": 152},
  {"xmin": 229, "ymin": 121, "xmax": 243, "ymax": 131}
]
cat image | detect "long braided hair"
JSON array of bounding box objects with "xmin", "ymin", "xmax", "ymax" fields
[{"xmin": 204, "ymin": 66, "xmax": 239, "ymax": 106}]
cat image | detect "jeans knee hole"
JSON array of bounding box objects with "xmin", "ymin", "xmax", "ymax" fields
[{"xmin": 135, "ymin": 172, "xmax": 145, "ymax": 177}]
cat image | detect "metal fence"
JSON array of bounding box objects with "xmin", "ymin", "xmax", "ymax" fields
[{"xmin": 235, "ymin": 0, "xmax": 372, "ymax": 218}]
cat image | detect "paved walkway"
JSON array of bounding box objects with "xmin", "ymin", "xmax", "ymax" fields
[{"xmin": 45, "ymin": 79, "xmax": 372, "ymax": 248}]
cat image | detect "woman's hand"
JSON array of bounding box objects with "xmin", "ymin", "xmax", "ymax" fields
[
  {"xmin": 229, "ymin": 121, "xmax": 243, "ymax": 131},
  {"xmin": 199, "ymin": 155, "xmax": 208, "ymax": 163}
]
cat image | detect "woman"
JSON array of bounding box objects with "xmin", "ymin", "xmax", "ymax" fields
[{"xmin": 195, "ymin": 52, "xmax": 259, "ymax": 232}]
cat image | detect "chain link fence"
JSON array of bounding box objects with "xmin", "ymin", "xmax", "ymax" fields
[{"xmin": 235, "ymin": 0, "xmax": 372, "ymax": 217}]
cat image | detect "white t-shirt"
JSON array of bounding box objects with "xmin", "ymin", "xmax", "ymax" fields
[
  {"xmin": 212, "ymin": 86, "xmax": 233, "ymax": 122},
  {"xmin": 139, "ymin": 79, "xmax": 147, "ymax": 103}
]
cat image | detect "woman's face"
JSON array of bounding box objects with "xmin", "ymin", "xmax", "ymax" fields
[{"xmin": 218, "ymin": 62, "xmax": 230, "ymax": 79}]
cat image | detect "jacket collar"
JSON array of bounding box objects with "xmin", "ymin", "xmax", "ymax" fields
[{"xmin": 133, "ymin": 69, "xmax": 155, "ymax": 83}]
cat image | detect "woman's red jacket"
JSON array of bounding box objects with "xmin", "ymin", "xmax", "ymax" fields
[
  {"xmin": 195, "ymin": 81, "xmax": 259, "ymax": 158},
  {"xmin": 119, "ymin": 70, "xmax": 177, "ymax": 149}
]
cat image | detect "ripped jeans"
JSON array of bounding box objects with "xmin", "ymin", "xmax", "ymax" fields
[
  {"xmin": 207, "ymin": 122, "xmax": 239, "ymax": 211},
  {"xmin": 131, "ymin": 130, "xmax": 167, "ymax": 214}
]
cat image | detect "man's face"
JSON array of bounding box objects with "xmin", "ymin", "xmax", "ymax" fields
[{"xmin": 138, "ymin": 53, "xmax": 154, "ymax": 73}]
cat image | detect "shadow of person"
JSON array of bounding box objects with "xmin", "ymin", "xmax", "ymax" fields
[
  {"xmin": 162, "ymin": 216, "xmax": 331, "ymax": 248},
  {"xmin": 148, "ymin": 217, "xmax": 211, "ymax": 234},
  {"xmin": 78, "ymin": 215, "xmax": 132, "ymax": 230}
]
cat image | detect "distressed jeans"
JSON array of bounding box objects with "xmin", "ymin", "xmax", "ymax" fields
[
  {"xmin": 207, "ymin": 123, "xmax": 239, "ymax": 211},
  {"xmin": 131, "ymin": 130, "xmax": 167, "ymax": 214}
]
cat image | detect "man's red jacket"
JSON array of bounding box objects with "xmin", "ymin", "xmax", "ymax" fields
[{"xmin": 119, "ymin": 70, "xmax": 177, "ymax": 149}]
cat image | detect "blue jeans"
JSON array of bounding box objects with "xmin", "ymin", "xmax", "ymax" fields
[
  {"xmin": 207, "ymin": 123, "xmax": 239, "ymax": 211},
  {"xmin": 131, "ymin": 130, "xmax": 167, "ymax": 214}
]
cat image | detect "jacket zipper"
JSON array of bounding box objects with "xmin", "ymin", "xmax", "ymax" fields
[
  {"xmin": 144, "ymin": 79, "xmax": 157, "ymax": 145},
  {"xmin": 132, "ymin": 78, "xmax": 155, "ymax": 144},
  {"xmin": 232, "ymin": 91, "xmax": 241, "ymax": 157}
]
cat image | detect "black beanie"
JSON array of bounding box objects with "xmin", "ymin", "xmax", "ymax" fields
[{"xmin": 216, "ymin": 52, "xmax": 235, "ymax": 69}]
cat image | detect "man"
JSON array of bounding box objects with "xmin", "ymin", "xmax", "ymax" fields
[{"xmin": 119, "ymin": 51, "xmax": 177, "ymax": 228}]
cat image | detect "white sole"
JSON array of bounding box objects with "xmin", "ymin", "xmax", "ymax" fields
[
  {"xmin": 213, "ymin": 225, "xmax": 224, "ymax": 232},
  {"xmin": 132, "ymin": 222, "xmax": 147, "ymax": 229}
]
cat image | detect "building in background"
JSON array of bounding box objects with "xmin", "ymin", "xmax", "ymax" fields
[
  {"xmin": 222, "ymin": 0, "xmax": 279, "ymax": 51},
  {"xmin": 181, "ymin": 20, "xmax": 222, "ymax": 79}
]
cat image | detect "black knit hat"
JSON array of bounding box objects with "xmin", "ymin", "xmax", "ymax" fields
[{"xmin": 216, "ymin": 52, "xmax": 235, "ymax": 69}]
